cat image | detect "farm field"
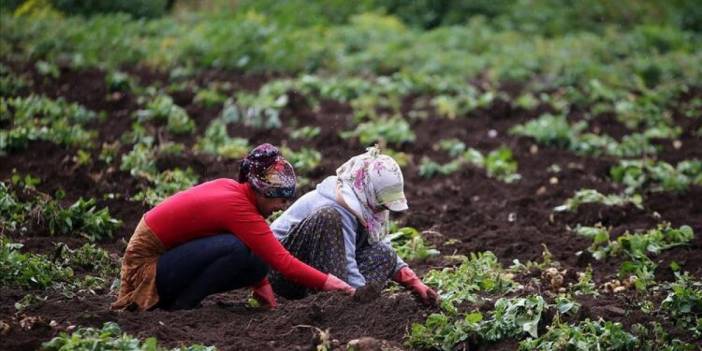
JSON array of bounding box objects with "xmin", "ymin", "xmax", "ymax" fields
[{"xmin": 1, "ymin": 1, "xmax": 702, "ymax": 350}]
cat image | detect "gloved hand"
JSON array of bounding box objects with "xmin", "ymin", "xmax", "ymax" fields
[
  {"xmin": 322, "ymin": 274, "xmax": 355, "ymax": 294},
  {"xmin": 393, "ymin": 267, "xmax": 439, "ymax": 305},
  {"xmin": 251, "ymin": 278, "xmax": 276, "ymax": 309}
]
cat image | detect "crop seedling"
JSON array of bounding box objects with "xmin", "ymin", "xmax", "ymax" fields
[
  {"xmin": 290, "ymin": 126, "xmax": 321, "ymax": 140},
  {"xmin": 575, "ymin": 223, "xmax": 694, "ymax": 290},
  {"xmin": 554, "ymin": 189, "xmax": 642, "ymax": 212},
  {"xmin": 134, "ymin": 94, "xmax": 195, "ymax": 135},
  {"xmin": 340, "ymin": 116, "xmax": 415, "ymax": 146},
  {"xmin": 194, "ymin": 87, "xmax": 229, "ymax": 107},
  {"xmin": 42, "ymin": 322, "xmax": 216, "ymax": 351},
  {"xmin": 484, "ymin": 147, "xmax": 521, "ymax": 183},
  {"xmin": 519, "ymin": 318, "xmax": 638, "ymax": 351},
  {"xmin": 631, "ymin": 321, "xmax": 697, "ymax": 351},
  {"xmin": 408, "ymin": 295, "xmax": 546, "ymax": 350},
  {"xmin": 611, "ymin": 159, "xmax": 702, "ymax": 194},
  {"xmin": 424, "ymin": 251, "xmax": 517, "ymax": 313},
  {"xmin": 133, "ymin": 168, "xmax": 199, "ymax": 206},
  {"xmin": 195, "ymin": 118, "xmax": 250, "ymax": 159},
  {"xmin": 661, "ymin": 272, "xmax": 702, "ymax": 338},
  {"xmin": 1, "ymin": 95, "xmax": 97, "ymax": 153},
  {"xmin": 281, "ymin": 146, "xmax": 322, "ymax": 175},
  {"xmin": 388, "ymin": 226, "xmax": 439, "ymax": 262},
  {"xmin": 221, "ymin": 88, "xmax": 287, "ymax": 129},
  {"xmin": 1, "ymin": 182, "xmax": 121, "ymax": 241}
]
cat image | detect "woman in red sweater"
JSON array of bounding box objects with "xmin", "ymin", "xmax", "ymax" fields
[{"xmin": 112, "ymin": 144, "xmax": 353, "ymax": 311}]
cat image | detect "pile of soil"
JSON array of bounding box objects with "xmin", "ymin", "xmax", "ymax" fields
[{"xmin": 1, "ymin": 62, "xmax": 701, "ymax": 350}]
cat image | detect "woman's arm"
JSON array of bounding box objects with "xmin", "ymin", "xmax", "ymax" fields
[{"xmin": 225, "ymin": 215, "xmax": 328, "ymax": 289}]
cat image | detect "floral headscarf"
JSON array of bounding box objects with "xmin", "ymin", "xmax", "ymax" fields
[
  {"xmin": 336, "ymin": 146, "xmax": 408, "ymax": 243},
  {"xmin": 239, "ymin": 143, "xmax": 296, "ymax": 198}
]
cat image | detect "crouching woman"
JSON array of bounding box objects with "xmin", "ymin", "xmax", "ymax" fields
[
  {"xmin": 270, "ymin": 146, "xmax": 438, "ymax": 304},
  {"xmin": 111, "ymin": 143, "xmax": 353, "ymax": 312}
]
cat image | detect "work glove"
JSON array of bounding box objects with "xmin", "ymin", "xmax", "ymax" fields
[
  {"xmin": 251, "ymin": 278, "xmax": 276, "ymax": 309},
  {"xmin": 322, "ymin": 274, "xmax": 355, "ymax": 294},
  {"xmin": 393, "ymin": 267, "xmax": 439, "ymax": 305}
]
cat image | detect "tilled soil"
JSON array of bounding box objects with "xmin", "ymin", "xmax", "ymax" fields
[{"xmin": 1, "ymin": 63, "xmax": 701, "ymax": 350}]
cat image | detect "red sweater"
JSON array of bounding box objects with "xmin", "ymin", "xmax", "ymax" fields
[{"xmin": 144, "ymin": 178, "xmax": 327, "ymax": 289}]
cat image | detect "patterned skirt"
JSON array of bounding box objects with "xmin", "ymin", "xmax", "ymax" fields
[{"xmin": 270, "ymin": 206, "xmax": 397, "ymax": 299}]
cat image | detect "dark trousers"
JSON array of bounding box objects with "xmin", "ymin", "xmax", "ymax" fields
[{"xmin": 155, "ymin": 233, "xmax": 268, "ymax": 310}]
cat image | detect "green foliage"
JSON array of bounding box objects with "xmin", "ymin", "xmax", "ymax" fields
[
  {"xmin": 290, "ymin": 126, "xmax": 321, "ymax": 140},
  {"xmin": 194, "ymin": 87, "xmax": 228, "ymax": 107},
  {"xmin": 135, "ymin": 94, "xmax": 195, "ymax": 135},
  {"xmin": 420, "ymin": 144, "xmax": 520, "ymax": 183},
  {"xmin": 340, "ymin": 116, "xmax": 415, "ymax": 146},
  {"xmin": 281, "ymin": 146, "xmax": 321, "ymax": 175},
  {"xmin": 133, "ymin": 168, "xmax": 198, "ymax": 206},
  {"xmin": 388, "ymin": 226, "xmax": 439, "ymax": 262},
  {"xmin": 431, "ymin": 90, "xmax": 497, "ymax": 119},
  {"xmin": 408, "ymin": 295, "xmax": 546, "ymax": 350},
  {"xmin": 195, "ymin": 118, "xmax": 250, "ymax": 159},
  {"xmin": 120, "ymin": 141, "xmax": 159, "ymax": 180},
  {"xmin": 661, "ymin": 273, "xmax": 702, "ymax": 338},
  {"xmin": 1, "ymin": 182, "xmax": 121, "ymax": 241},
  {"xmin": 631, "ymin": 321, "xmax": 697, "ymax": 351},
  {"xmin": 611, "ymin": 159, "xmax": 702, "ymax": 194},
  {"xmin": 51, "ymin": 0, "xmax": 170, "ymax": 18},
  {"xmin": 42, "ymin": 321, "xmax": 216, "ymax": 351},
  {"xmin": 575, "ymin": 223, "xmax": 694, "ymax": 290},
  {"xmin": 0, "ymin": 236, "xmax": 73, "ymax": 289},
  {"xmin": 0, "ymin": 95, "xmax": 96, "ymax": 153},
  {"xmin": 484, "ymin": 147, "xmax": 521, "ymax": 183},
  {"xmin": 554, "ymin": 189, "xmax": 643, "ymax": 212},
  {"xmin": 0, "ymin": 64, "xmax": 29, "ymax": 96},
  {"xmin": 519, "ymin": 319, "xmax": 638, "ymax": 351},
  {"xmin": 510, "ymin": 114, "xmax": 583, "ymax": 148},
  {"xmin": 105, "ymin": 70, "xmax": 134, "ymax": 92},
  {"xmin": 43, "ymin": 197, "xmax": 122, "ymax": 241},
  {"xmin": 424, "ymin": 251, "xmax": 516, "ymax": 313},
  {"xmin": 221, "ymin": 88, "xmax": 287, "ymax": 129}
]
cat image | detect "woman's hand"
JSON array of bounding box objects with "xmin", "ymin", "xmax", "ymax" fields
[
  {"xmin": 393, "ymin": 267, "xmax": 439, "ymax": 305},
  {"xmin": 322, "ymin": 274, "xmax": 356, "ymax": 294},
  {"xmin": 252, "ymin": 278, "xmax": 277, "ymax": 309}
]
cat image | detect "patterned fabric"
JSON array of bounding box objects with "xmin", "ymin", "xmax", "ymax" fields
[
  {"xmin": 269, "ymin": 207, "xmax": 397, "ymax": 299},
  {"xmin": 270, "ymin": 207, "xmax": 346, "ymax": 299},
  {"xmin": 111, "ymin": 217, "xmax": 166, "ymax": 311},
  {"xmin": 336, "ymin": 146, "xmax": 408, "ymax": 243},
  {"xmin": 239, "ymin": 143, "xmax": 296, "ymax": 198}
]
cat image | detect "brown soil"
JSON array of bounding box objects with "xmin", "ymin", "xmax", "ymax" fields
[{"xmin": 1, "ymin": 63, "xmax": 701, "ymax": 350}]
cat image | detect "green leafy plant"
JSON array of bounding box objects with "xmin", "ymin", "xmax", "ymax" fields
[
  {"xmin": 1, "ymin": 182, "xmax": 121, "ymax": 241},
  {"xmin": 290, "ymin": 126, "xmax": 321, "ymax": 140},
  {"xmin": 484, "ymin": 147, "xmax": 521, "ymax": 183},
  {"xmin": 134, "ymin": 94, "xmax": 195, "ymax": 135},
  {"xmin": 281, "ymin": 146, "xmax": 322, "ymax": 175},
  {"xmin": 340, "ymin": 116, "xmax": 415, "ymax": 146},
  {"xmin": 408, "ymin": 295, "xmax": 546, "ymax": 350},
  {"xmin": 519, "ymin": 319, "xmax": 637, "ymax": 351},
  {"xmin": 133, "ymin": 168, "xmax": 199, "ymax": 206},
  {"xmin": 1, "ymin": 95, "xmax": 96, "ymax": 153},
  {"xmin": 194, "ymin": 87, "xmax": 228, "ymax": 107},
  {"xmin": 388, "ymin": 226, "xmax": 439, "ymax": 262},
  {"xmin": 554, "ymin": 189, "xmax": 642, "ymax": 212},
  {"xmin": 611, "ymin": 159, "xmax": 702, "ymax": 194},
  {"xmin": 0, "ymin": 236, "xmax": 73, "ymax": 289},
  {"xmin": 195, "ymin": 118, "xmax": 250, "ymax": 159},
  {"xmin": 661, "ymin": 272, "xmax": 702, "ymax": 338},
  {"xmin": 424, "ymin": 251, "xmax": 517, "ymax": 313},
  {"xmin": 631, "ymin": 321, "xmax": 697, "ymax": 351},
  {"xmin": 105, "ymin": 70, "xmax": 134, "ymax": 92},
  {"xmin": 510, "ymin": 114, "xmax": 584, "ymax": 148},
  {"xmin": 42, "ymin": 322, "xmax": 216, "ymax": 351},
  {"xmin": 221, "ymin": 87, "xmax": 287, "ymax": 129}
]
